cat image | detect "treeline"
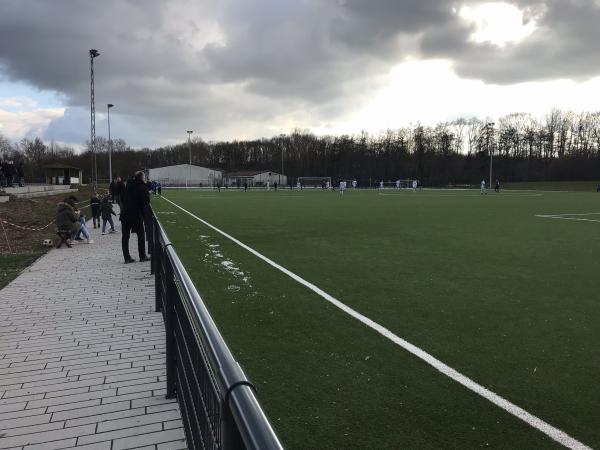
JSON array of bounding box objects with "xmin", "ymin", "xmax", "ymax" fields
[{"xmin": 2, "ymin": 109, "xmax": 600, "ymax": 186}]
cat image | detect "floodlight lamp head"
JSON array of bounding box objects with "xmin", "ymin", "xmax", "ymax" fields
[
  {"xmin": 187, "ymin": 130, "xmax": 193, "ymax": 134},
  {"xmin": 89, "ymin": 49, "xmax": 100, "ymax": 58},
  {"xmin": 107, "ymin": 104, "xmax": 114, "ymax": 108}
]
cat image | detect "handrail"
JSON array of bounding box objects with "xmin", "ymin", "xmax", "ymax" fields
[{"xmin": 151, "ymin": 207, "xmax": 283, "ymax": 450}]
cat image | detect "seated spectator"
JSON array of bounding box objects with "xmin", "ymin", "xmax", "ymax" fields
[{"xmin": 55, "ymin": 197, "xmax": 81, "ymax": 246}]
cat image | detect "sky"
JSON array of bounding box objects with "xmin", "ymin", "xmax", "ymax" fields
[{"xmin": 1, "ymin": 0, "xmax": 600, "ymax": 149}]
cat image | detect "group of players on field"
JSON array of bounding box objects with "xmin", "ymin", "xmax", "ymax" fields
[{"xmin": 266, "ymin": 178, "xmax": 502, "ymax": 193}]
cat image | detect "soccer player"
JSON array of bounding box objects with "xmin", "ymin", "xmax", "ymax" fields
[
  {"xmin": 481, "ymin": 179, "xmax": 486, "ymax": 194},
  {"xmin": 326, "ymin": 180, "xmax": 331, "ymax": 190},
  {"xmin": 352, "ymin": 180, "xmax": 357, "ymax": 189},
  {"xmin": 340, "ymin": 180, "xmax": 346, "ymax": 195},
  {"xmin": 495, "ymin": 179, "xmax": 500, "ymax": 193},
  {"xmin": 379, "ymin": 180, "xmax": 384, "ymax": 190},
  {"xmin": 396, "ymin": 179, "xmax": 401, "ymax": 190},
  {"xmin": 412, "ymin": 180, "xmax": 417, "ymax": 191},
  {"xmin": 266, "ymin": 180, "xmax": 270, "ymax": 191}
]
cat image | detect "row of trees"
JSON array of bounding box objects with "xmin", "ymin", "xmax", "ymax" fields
[{"xmin": 2, "ymin": 109, "xmax": 600, "ymax": 186}]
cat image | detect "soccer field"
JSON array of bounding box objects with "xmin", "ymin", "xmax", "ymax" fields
[{"xmin": 152, "ymin": 188, "xmax": 599, "ymax": 450}]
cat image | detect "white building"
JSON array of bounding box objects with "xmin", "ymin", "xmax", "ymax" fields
[
  {"xmin": 148, "ymin": 164, "xmax": 222, "ymax": 187},
  {"xmin": 225, "ymin": 171, "xmax": 288, "ymax": 187}
]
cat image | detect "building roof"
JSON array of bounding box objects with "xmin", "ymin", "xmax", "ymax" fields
[
  {"xmin": 44, "ymin": 163, "xmax": 82, "ymax": 170},
  {"xmin": 149, "ymin": 164, "xmax": 222, "ymax": 172},
  {"xmin": 226, "ymin": 170, "xmax": 275, "ymax": 177}
]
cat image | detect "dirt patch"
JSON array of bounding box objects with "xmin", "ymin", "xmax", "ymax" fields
[{"xmin": 0, "ymin": 185, "xmax": 99, "ymax": 254}]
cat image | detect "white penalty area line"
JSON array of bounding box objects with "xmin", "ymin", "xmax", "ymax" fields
[
  {"xmin": 536, "ymin": 213, "xmax": 600, "ymax": 223},
  {"xmin": 160, "ymin": 195, "xmax": 590, "ymax": 450},
  {"xmin": 378, "ymin": 192, "xmax": 544, "ymax": 198}
]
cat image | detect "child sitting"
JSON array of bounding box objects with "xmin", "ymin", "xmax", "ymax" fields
[{"xmin": 74, "ymin": 210, "xmax": 94, "ymax": 244}]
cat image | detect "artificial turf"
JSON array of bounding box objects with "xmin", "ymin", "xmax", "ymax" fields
[{"xmin": 152, "ymin": 187, "xmax": 600, "ymax": 449}]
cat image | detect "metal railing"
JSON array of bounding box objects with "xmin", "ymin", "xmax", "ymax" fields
[{"xmin": 151, "ymin": 209, "xmax": 283, "ymax": 450}]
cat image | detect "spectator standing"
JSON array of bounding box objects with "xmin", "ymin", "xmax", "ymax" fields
[
  {"xmin": 0, "ymin": 158, "xmax": 6, "ymax": 187},
  {"xmin": 100, "ymin": 196, "xmax": 117, "ymax": 234},
  {"xmin": 17, "ymin": 162, "xmax": 24, "ymax": 187},
  {"xmin": 6, "ymin": 161, "xmax": 16, "ymax": 186},
  {"xmin": 115, "ymin": 177, "xmax": 125, "ymax": 208},
  {"xmin": 90, "ymin": 193, "xmax": 101, "ymax": 228},
  {"xmin": 109, "ymin": 179, "xmax": 116, "ymax": 203},
  {"xmin": 120, "ymin": 171, "xmax": 150, "ymax": 263}
]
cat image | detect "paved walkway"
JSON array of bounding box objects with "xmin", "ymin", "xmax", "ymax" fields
[{"xmin": 0, "ymin": 213, "xmax": 187, "ymax": 450}]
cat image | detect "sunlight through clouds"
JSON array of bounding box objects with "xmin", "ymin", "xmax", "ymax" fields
[{"xmin": 458, "ymin": 2, "xmax": 537, "ymax": 47}]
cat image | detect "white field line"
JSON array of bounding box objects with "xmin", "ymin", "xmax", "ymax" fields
[
  {"xmin": 379, "ymin": 193, "xmax": 544, "ymax": 198},
  {"xmin": 160, "ymin": 195, "xmax": 591, "ymax": 450},
  {"xmin": 537, "ymin": 213, "xmax": 600, "ymax": 217},
  {"xmin": 536, "ymin": 215, "xmax": 600, "ymax": 223}
]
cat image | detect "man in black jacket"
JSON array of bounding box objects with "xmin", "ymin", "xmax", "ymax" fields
[
  {"xmin": 115, "ymin": 176, "xmax": 125, "ymax": 208},
  {"xmin": 120, "ymin": 171, "xmax": 150, "ymax": 263}
]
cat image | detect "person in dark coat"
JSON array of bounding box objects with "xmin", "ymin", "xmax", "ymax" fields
[
  {"xmin": 55, "ymin": 197, "xmax": 81, "ymax": 240},
  {"xmin": 115, "ymin": 176, "xmax": 125, "ymax": 208},
  {"xmin": 17, "ymin": 162, "xmax": 25, "ymax": 187},
  {"xmin": 100, "ymin": 196, "xmax": 117, "ymax": 234},
  {"xmin": 90, "ymin": 193, "xmax": 101, "ymax": 228},
  {"xmin": 109, "ymin": 179, "xmax": 116, "ymax": 203},
  {"xmin": 120, "ymin": 171, "xmax": 150, "ymax": 263}
]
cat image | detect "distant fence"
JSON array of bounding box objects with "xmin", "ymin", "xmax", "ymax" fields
[{"xmin": 151, "ymin": 209, "xmax": 283, "ymax": 450}]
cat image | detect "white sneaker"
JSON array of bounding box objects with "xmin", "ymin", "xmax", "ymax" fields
[
  {"xmin": 87, "ymin": 239, "xmax": 94, "ymax": 244},
  {"xmin": 102, "ymin": 232, "xmax": 106, "ymax": 235}
]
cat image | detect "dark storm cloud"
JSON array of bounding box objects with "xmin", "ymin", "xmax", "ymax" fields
[
  {"xmin": 1, "ymin": 0, "xmax": 600, "ymax": 146},
  {"xmin": 421, "ymin": 0, "xmax": 600, "ymax": 84}
]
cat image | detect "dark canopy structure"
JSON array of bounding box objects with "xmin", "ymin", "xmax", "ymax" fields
[{"xmin": 44, "ymin": 163, "xmax": 83, "ymax": 185}]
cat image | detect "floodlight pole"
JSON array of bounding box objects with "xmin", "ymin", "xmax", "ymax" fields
[
  {"xmin": 186, "ymin": 130, "xmax": 193, "ymax": 188},
  {"xmin": 107, "ymin": 103, "xmax": 114, "ymax": 184},
  {"xmin": 487, "ymin": 122, "xmax": 495, "ymax": 189},
  {"xmin": 89, "ymin": 49, "xmax": 100, "ymax": 189},
  {"xmin": 280, "ymin": 133, "xmax": 286, "ymax": 184}
]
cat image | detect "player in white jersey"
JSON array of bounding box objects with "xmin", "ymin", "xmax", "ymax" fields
[
  {"xmin": 379, "ymin": 180, "xmax": 384, "ymax": 190},
  {"xmin": 412, "ymin": 179, "xmax": 417, "ymax": 191},
  {"xmin": 266, "ymin": 181, "xmax": 270, "ymax": 191},
  {"xmin": 396, "ymin": 179, "xmax": 401, "ymax": 189},
  {"xmin": 352, "ymin": 180, "xmax": 357, "ymax": 189},
  {"xmin": 296, "ymin": 181, "xmax": 301, "ymax": 190},
  {"xmin": 340, "ymin": 180, "xmax": 346, "ymax": 195},
  {"xmin": 480, "ymin": 179, "xmax": 486, "ymax": 194}
]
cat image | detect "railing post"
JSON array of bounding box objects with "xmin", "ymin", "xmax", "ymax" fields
[
  {"xmin": 165, "ymin": 260, "xmax": 177, "ymax": 399},
  {"xmin": 150, "ymin": 214, "xmax": 156, "ymax": 276}
]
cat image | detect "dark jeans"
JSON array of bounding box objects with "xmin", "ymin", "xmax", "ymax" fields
[
  {"xmin": 102, "ymin": 217, "xmax": 115, "ymax": 232},
  {"xmin": 121, "ymin": 220, "xmax": 146, "ymax": 261}
]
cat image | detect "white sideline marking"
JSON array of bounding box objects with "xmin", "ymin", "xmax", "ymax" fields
[
  {"xmin": 160, "ymin": 195, "xmax": 591, "ymax": 450},
  {"xmin": 536, "ymin": 213, "xmax": 600, "ymax": 223}
]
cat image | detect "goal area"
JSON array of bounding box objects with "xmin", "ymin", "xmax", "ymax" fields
[{"xmin": 297, "ymin": 177, "xmax": 332, "ymax": 188}]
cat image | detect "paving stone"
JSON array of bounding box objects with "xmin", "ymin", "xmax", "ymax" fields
[
  {"xmin": 112, "ymin": 429, "xmax": 185, "ymax": 450},
  {"xmin": 76, "ymin": 423, "xmax": 163, "ymax": 446},
  {"xmin": 0, "ymin": 219, "xmax": 186, "ymax": 449},
  {"xmin": 0, "ymin": 424, "xmax": 94, "ymax": 448}
]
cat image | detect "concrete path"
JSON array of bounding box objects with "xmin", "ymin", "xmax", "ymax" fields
[{"xmin": 0, "ymin": 213, "xmax": 187, "ymax": 450}]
